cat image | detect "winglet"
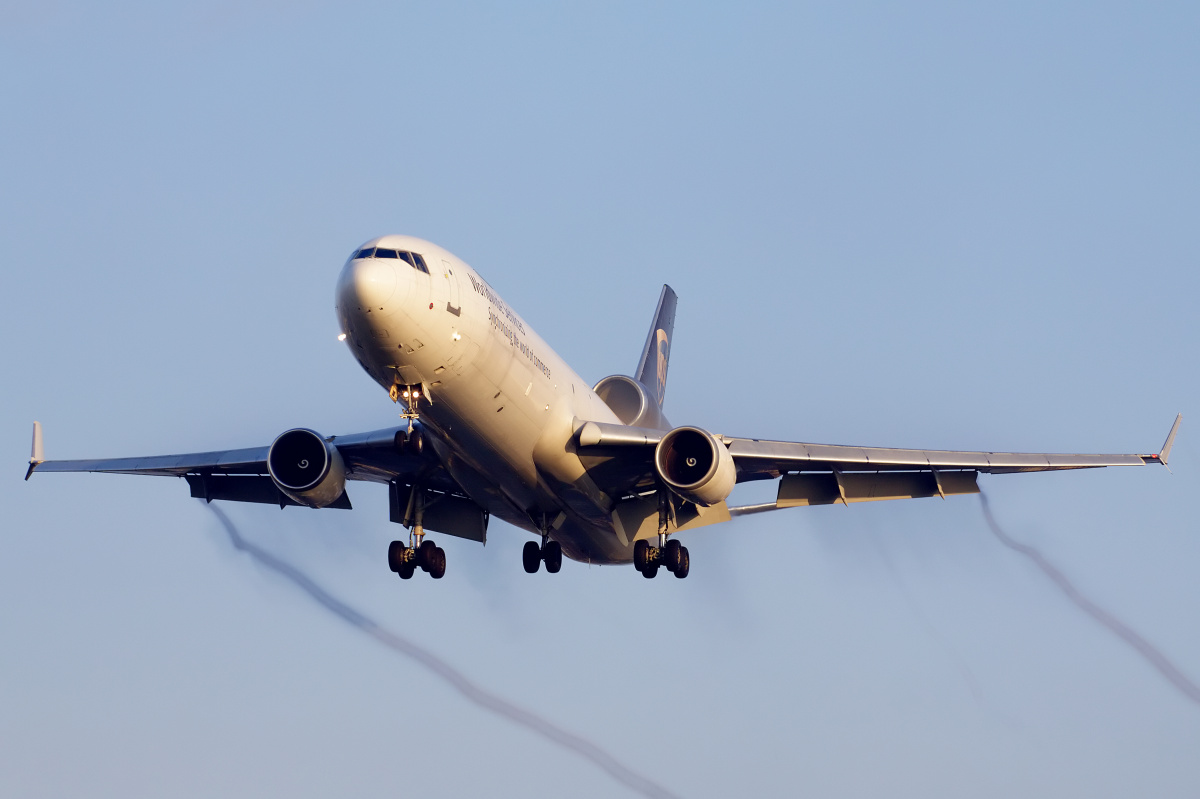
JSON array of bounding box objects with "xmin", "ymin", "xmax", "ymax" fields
[
  {"xmin": 1159, "ymin": 413, "xmax": 1182, "ymax": 467},
  {"xmin": 25, "ymin": 421, "xmax": 44, "ymax": 481}
]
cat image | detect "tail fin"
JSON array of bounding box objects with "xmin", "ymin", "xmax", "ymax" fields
[{"xmin": 634, "ymin": 285, "xmax": 677, "ymax": 408}]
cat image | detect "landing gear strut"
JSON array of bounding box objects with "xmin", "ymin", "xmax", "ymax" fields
[
  {"xmin": 633, "ymin": 491, "xmax": 690, "ymax": 579},
  {"xmin": 387, "ymin": 484, "xmax": 446, "ymax": 580}
]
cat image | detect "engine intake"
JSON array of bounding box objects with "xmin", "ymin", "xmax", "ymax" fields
[
  {"xmin": 267, "ymin": 428, "xmax": 347, "ymax": 508},
  {"xmin": 654, "ymin": 426, "xmax": 735, "ymax": 507}
]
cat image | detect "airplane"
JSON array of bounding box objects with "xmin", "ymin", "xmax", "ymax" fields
[{"xmin": 26, "ymin": 235, "xmax": 1183, "ymax": 580}]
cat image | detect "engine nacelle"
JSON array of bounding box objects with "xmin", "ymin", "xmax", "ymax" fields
[
  {"xmin": 654, "ymin": 426, "xmax": 736, "ymax": 507},
  {"xmin": 593, "ymin": 375, "xmax": 669, "ymax": 430},
  {"xmin": 267, "ymin": 428, "xmax": 347, "ymax": 508}
]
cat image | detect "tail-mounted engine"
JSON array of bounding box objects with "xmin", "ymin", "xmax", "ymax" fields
[
  {"xmin": 654, "ymin": 426, "xmax": 735, "ymax": 507},
  {"xmin": 267, "ymin": 428, "xmax": 347, "ymax": 508},
  {"xmin": 593, "ymin": 375, "xmax": 669, "ymax": 430}
]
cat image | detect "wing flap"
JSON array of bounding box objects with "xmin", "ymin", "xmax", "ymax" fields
[
  {"xmin": 185, "ymin": 474, "xmax": 353, "ymax": 509},
  {"xmin": 778, "ymin": 470, "xmax": 979, "ymax": 507}
]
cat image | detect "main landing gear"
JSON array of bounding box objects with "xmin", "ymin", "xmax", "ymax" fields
[
  {"xmin": 387, "ymin": 482, "xmax": 446, "ymax": 580},
  {"xmin": 389, "ymin": 537, "xmax": 446, "ymax": 580},
  {"xmin": 523, "ymin": 537, "xmax": 563, "ymax": 574},
  {"xmin": 633, "ymin": 536, "xmax": 690, "ymax": 579},
  {"xmin": 634, "ymin": 490, "xmax": 689, "ymax": 579}
]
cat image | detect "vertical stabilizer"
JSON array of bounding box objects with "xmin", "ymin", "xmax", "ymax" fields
[{"xmin": 634, "ymin": 285, "xmax": 677, "ymax": 408}]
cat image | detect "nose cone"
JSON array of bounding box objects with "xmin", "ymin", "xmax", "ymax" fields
[{"xmin": 338, "ymin": 257, "xmax": 397, "ymax": 313}]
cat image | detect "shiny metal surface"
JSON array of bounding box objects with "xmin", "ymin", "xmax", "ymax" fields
[{"xmin": 27, "ymin": 237, "xmax": 1180, "ymax": 567}]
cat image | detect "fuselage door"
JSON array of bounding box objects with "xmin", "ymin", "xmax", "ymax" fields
[{"xmin": 442, "ymin": 259, "xmax": 461, "ymax": 316}]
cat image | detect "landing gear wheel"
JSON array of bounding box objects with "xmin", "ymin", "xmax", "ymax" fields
[
  {"xmin": 417, "ymin": 539, "xmax": 438, "ymax": 572},
  {"xmin": 543, "ymin": 540, "xmax": 562, "ymax": 573},
  {"xmin": 429, "ymin": 547, "xmax": 447, "ymax": 579},
  {"xmin": 642, "ymin": 563, "xmax": 660, "ymax": 579},
  {"xmin": 633, "ymin": 540, "xmax": 651, "ymax": 572},
  {"xmin": 522, "ymin": 541, "xmax": 541, "ymax": 573},
  {"xmin": 398, "ymin": 562, "xmax": 416, "ymax": 579},
  {"xmin": 673, "ymin": 546, "xmax": 690, "ymax": 579},
  {"xmin": 387, "ymin": 541, "xmax": 408, "ymax": 573},
  {"xmin": 663, "ymin": 539, "xmax": 682, "ymax": 572}
]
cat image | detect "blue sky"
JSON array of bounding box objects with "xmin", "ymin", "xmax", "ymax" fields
[{"xmin": 2, "ymin": 2, "xmax": 1198, "ymax": 796}]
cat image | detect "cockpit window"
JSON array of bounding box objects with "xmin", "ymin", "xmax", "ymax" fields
[
  {"xmin": 351, "ymin": 246, "xmax": 430, "ymax": 274},
  {"xmin": 395, "ymin": 251, "xmax": 429, "ymax": 274}
]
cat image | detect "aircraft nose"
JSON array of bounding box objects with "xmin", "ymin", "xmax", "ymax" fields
[{"xmin": 339, "ymin": 257, "xmax": 397, "ymax": 312}]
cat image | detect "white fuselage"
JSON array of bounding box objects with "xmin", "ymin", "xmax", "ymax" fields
[{"xmin": 335, "ymin": 235, "xmax": 633, "ymax": 563}]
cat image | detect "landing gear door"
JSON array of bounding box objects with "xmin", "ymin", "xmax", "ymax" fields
[{"xmin": 442, "ymin": 259, "xmax": 461, "ymax": 316}]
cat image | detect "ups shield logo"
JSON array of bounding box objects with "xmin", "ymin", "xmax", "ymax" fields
[{"xmin": 655, "ymin": 329, "xmax": 669, "ymax": 405}]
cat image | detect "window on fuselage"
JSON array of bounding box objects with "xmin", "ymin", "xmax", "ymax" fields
[
  {"xmin": 375, "ymin": 248, "xmax": 399, "ymax": 259},
  {"xmin": 412, "ymin": 253, "xmax": 430, "ymax": 274},
  {"xmin": 355, "ymin": 247, "xmax": 375, "ymax": 259}
]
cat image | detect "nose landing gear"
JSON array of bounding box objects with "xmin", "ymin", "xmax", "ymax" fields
[{"xmin": 390, "ymin": 383, "xmax": 425, "ymax": 434}]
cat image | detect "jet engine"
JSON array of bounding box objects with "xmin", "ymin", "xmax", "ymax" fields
[
  {"xmin": 654, "ymin": 426, "xmax": 735, "ymax": 507},
  {"xmin": 267, "ymin": 428, "xmax": 347, "ymax": 508},
  {"xmin": 593, "ymin": 375, "xmax": 668, "ymax": 430}
]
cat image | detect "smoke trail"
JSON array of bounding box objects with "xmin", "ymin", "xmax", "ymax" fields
[
  {"xmin": 205, "ymin": 503, "xmax": 680, "ymax": 799},
  {"xmin": 979, "ymin": 492, "xmax": 1200, "ymax": 706}
]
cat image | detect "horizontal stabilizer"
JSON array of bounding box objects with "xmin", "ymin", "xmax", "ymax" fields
[{"xmin": 576, "ymin": 419, "xmax": 665, "ymax": 448}]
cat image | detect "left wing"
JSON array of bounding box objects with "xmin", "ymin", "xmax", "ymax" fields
[
  {"xmin": 726, "ymin": 413, "xmax": 1181, "ymax": 478},
  {"xmin": 576, "ymin": 414, "xmax": 1181, "ymax": 512}
]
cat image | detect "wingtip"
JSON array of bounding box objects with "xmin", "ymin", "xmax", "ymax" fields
[
  {"xmin": 1159, "ymin": 413, "xmax": 1182, "ymax": 466},
  {"xmin": 26, "ymin": 421, "xmax": 44, "ymax": 480}
]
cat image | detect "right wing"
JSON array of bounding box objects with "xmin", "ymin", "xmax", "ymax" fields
[{"xmin": 26, "ymin": 422, "xmax": 462, "ymax": 508}]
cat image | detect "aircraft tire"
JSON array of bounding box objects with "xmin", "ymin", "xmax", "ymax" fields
[
  {"xmin": 387, "ymin": 541, "xmax": 407, "ymax": 573},
  {"xmin": 522, "ymin": 541, "xmax": 541, "ymax": 573},
  {"xmin": 544, "ymin": 540, "xmax": 562, "ymax": 573},
  {"xmin": 429, "ymin": 547, "xmax": 447, "ymax": 579},
  {"xmin": 633, "ymin": 540, "xmax": 650, "ymax": 572},
  {"xmin": 398, "ymin": 562, "xmax": 416, "ymax": 580},
  {"xmin": 674, "ymin": 547, "xmax": 690, "ymax": 579},
  {"xmin": 418, "ymin": 539, "xmax": 438, "ymax": 572},
  {"xmin": 663, "ymin": 539, "xmax": 682, "ymax": 572},
  {"xmin": 642, "ymin": 563, "xmax": 659, "ymax": 579}
]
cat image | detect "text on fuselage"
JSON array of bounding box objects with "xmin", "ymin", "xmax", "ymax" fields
[
  {"xmin": 489, "ymin": 309, "xmax": 551, "ymax": 379},
  {"xmin": 466, "ymin": 273, "xmax": 526, "ymax": 335}
]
